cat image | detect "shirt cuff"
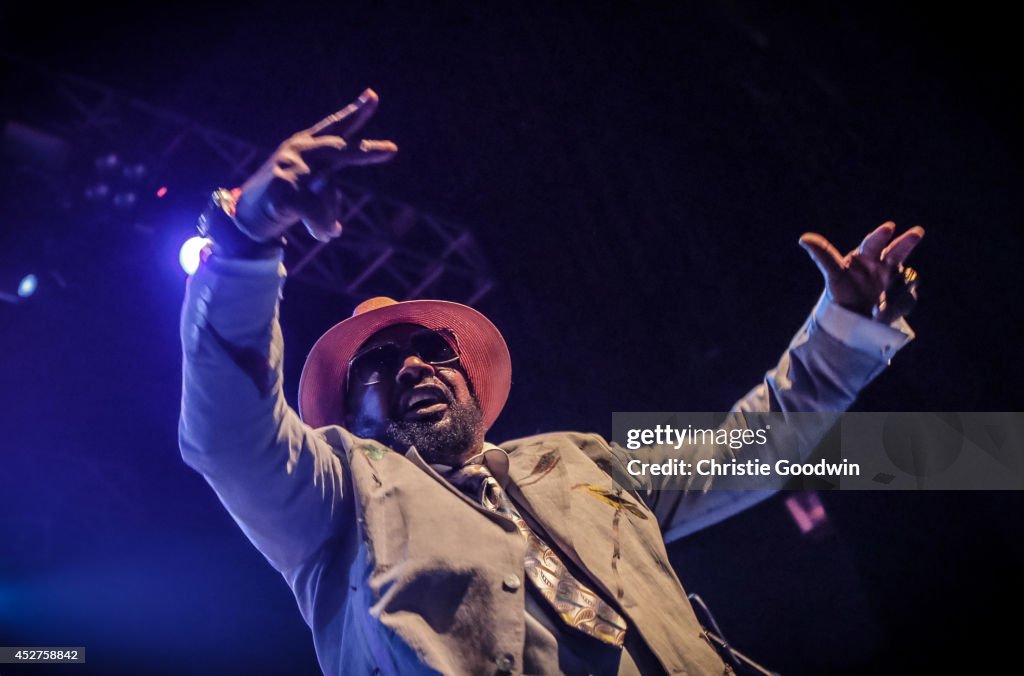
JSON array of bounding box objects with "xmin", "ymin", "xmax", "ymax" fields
[{"xmin": 813, "ymin": 292, "xmax": 915, "ymax": 363}]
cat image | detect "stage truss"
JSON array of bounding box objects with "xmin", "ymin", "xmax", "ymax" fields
[{"xmin": 0, "ymin": 57, "xmax": 495, "ymax": 306}]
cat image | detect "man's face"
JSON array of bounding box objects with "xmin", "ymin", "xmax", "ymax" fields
[{"xmin": 343, "ymin": 323, "xmax": 484, "ymax": 465}]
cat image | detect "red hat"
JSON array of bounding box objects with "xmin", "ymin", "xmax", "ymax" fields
[{"xmin": 298, "ymin": 297, "xmax": 512, "ymax": 430}]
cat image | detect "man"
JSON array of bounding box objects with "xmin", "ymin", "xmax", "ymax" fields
[{"xmin": 179, "ymin": 90, "xmax": 923, "ymax": 674}]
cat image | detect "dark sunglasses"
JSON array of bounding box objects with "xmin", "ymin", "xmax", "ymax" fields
[{"xmin": 347, "ymin": 328, "xmax": 461, "ymax": 388}]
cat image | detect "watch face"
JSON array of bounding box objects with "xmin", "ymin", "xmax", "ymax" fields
[
  {"xmin": 197, "ymin": 194, "xmax": 283, "ymax": 259},
  {"xmin": 198, "ymin": 194, "xmax": 232, "ymax": 239},
  {"xmin": 213, "ymin": 188, "xmax": 237, "ymax": 216}
]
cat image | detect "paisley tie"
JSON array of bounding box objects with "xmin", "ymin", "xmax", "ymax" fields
[{"xmin": 445, "ymin": 461, "xmax": 628, "ymax": 647}]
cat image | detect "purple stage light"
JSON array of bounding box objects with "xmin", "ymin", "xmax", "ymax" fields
[{"xmin": 785, "ymin": 492, "xmax": 828, "ymax": 534}]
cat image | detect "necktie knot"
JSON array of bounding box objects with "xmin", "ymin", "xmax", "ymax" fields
[{"xmin": 444, "ymin": 462, "xmax": 507, "ymax": 511}]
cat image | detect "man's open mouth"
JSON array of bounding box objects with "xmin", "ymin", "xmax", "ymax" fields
[{"xmin": 401, "ymin": 385, "xmax": 450, "ymax": 419}]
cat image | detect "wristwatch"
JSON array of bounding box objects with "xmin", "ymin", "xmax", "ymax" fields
[{"xmin": 197, "ymin": 188, "xmax": 285, "ymax": 259}]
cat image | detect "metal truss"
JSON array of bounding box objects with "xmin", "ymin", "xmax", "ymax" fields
[
  {"xmin": 1, "ymin": 56, "xmax": 495, "ymax": 305},
  {"xmin": 285, "ymin": 182, "xmax": 495, "ymax": 304}
]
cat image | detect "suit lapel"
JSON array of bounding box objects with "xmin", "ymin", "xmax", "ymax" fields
[
  {"xmin": 507, "ymin": 438, "xmax": 654, "ymax": 611},
  {"xmin": 506, "ymin": 440, "xmax": 576, "ymax": 558}
]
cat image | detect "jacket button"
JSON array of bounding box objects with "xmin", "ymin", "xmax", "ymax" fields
[
  {"xmin": 502, "ymin": 574, "xmax": 521, "ymax": 591},
  {"xmin": 494, "ymin": 653, "xmax": 515, "ymax": 672}
]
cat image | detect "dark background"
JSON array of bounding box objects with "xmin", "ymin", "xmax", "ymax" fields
[{"xmin": 1, "ymin": 2, "xmax": 1021, "ymax": 674}]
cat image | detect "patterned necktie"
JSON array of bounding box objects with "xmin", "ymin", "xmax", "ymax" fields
[{"xmin": 444, "ymin": 460, "xmax": 628, "ymax": 647}]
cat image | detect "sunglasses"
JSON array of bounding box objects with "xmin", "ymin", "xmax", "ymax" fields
[{"xmin": 347, "ymin": 328, "xmax": 461, "ymax": 388}]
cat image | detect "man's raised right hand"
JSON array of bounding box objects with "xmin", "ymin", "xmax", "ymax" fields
[{"xmin": 234, "ymin": 88, "xmax": 398, "ymax": 243}]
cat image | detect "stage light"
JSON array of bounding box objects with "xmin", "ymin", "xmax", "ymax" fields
[
  {"xmin": 179, "ymin": 236, "xmax": 210, "ymax": 275},
  {"xmin": 17, "ymin": 274, "xmax": 38, "ymax": 298},
  {"xmin": 784, "ymin": 492, "xmax": 828, "ymax": 534},
  {"xmin": 122, "ymin": 162, "xmax": 147, "ymax": 181},
  {"xmin": 84, "ymin": 182, "xmax": 110, "ymax": 202},
  {"xmin": 112, "ymin": 191, "xmax": 137, "ymax": 209},
  {"xmin": 1, "ymin": 273, "xmax": 40, "ymax": 304},
  {"xmin": 156, "ymin": 186, "xmax": 168, "ymax": 198},
  {"xmin": 94, "ymin": 153, "xmax": 119, "ymax": 172}
]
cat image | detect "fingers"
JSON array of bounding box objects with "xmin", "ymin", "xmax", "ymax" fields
[
  {"xmin": 273, "ymin": 147, "xmax": 314, "ymax": 181},
  {"xmin": 263, "ymin": 165, "xmax": 342, "ymax": 240},
  {"xmin": 290, "ymin": 135, "xmax": 348, "ymax": 169},
  {"xmin": 305, "ymin": 219, "xmax": 344, "ymax": 242},
  {"xmin": 296, "ymin": 185, "xmax": 343, "ymax": 241},
  {"xmin": 308, "ymin": 88, "xmax": 380, "ymax": 139},
  {"xmin": 857, "ymin": 221, "xmax": 896, "ymax": 260},
  {"xmin": 875, "ymin": 272, "xmax": 919, "ymax": 323},
  {"xmin": 318, "ymin": 139, "xmax": 399, "ymax": 174},
  {"xmin": 285, "ymin": 132, "xmax": 397, "ymax": 192},
  {"xmin": 881, "ymin": 225, "xmax": 925, "ymax": 268},
  {"xmin": 320, "ymin": 139, "xmax": 398, "ymax": 175},
  {"xmin": 238, "ymin": 90, "xmax": 393, "ymax": 242},
  {"xmin": 290, "ymin": 134, "xmax": 397, "ymax": 175},
  {"xmin": 297, "ymin": 89, "xmax": 398, "ymax": 190},
  {"xmin": 274, "ymin": 134, "xmax": 396, "ymax": 242},
  {"xmin": 347, "ymin": 139, "xmax": 399, "ymax": 166},
  {"xmin": 799, "ymin": 232, "xmax": 846, "ymax": 280},
  {"xmin": 803, "ymin": 222, "xmax": 924, "ymax": 271}
]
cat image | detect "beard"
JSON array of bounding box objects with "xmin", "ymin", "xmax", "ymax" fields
[{"xmin": 385, "ymin": 394, "xmax": 483, "ymax": 466}]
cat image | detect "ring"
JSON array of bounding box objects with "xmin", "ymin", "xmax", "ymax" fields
[
  {"xmin": 901, "ymin": 265, "xmax": 919, "ymax": 288},
  {"xmin": 879, "ymin": 265, "xmax": 919, "ymax": 319}
]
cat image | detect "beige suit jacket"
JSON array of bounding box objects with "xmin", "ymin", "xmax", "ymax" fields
[{"xmin": 179, "ymin": 255, "xmax": 912, "ymax": 674}]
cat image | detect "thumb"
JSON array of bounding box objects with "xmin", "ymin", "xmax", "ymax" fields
[{"xmin": 798, "ymin": 233, "xmax": 844, "ymax": 280}]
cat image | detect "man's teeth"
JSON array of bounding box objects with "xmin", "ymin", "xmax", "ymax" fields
[{"xmin": 408, "ymin": 391, "xmax": 444, "ymax": 408}]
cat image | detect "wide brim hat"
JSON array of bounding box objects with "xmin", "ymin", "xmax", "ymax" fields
[{"xmin": 298, "ymin": 297, "xmax": 512, "ymax": 431}]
